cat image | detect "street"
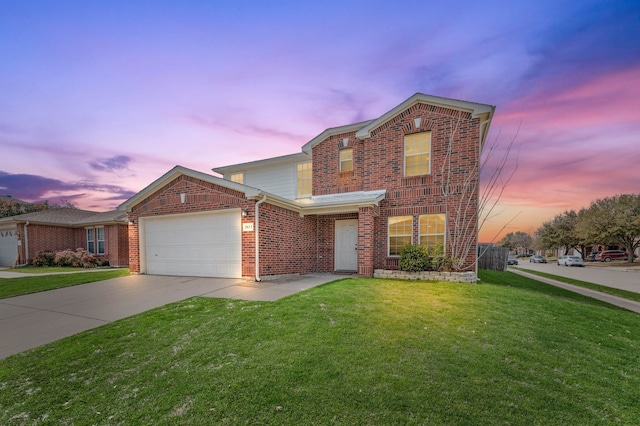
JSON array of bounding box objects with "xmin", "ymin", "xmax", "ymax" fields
[{"xmin": 512, "ymin": 260, "xmax": 640, "ymax": 294}]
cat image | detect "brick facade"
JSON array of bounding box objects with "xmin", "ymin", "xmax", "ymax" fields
[
  {"xmin": 311, "ymin": 103, "xmax": 481, "ymax": 271},
  {"xmin": 123, "ymin": 94, "xmax": 491, "ymax": 278},
  {"xmin": 15, "ymin": 223, "xmax": 129, "ymax": 267}
]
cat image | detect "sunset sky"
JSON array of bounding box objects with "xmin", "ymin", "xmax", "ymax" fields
[{"xmin": 1, "ymin": 0, "xmax": 638, "ymax": 242}]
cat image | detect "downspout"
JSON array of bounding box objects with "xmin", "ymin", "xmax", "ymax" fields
[
  {"xmin": 16, "ymin": 221, "xmax": 29, "ymax": 267},
  {"xmin": 254, "ymin": 194, "xmax": 267, "ymax": 282}
]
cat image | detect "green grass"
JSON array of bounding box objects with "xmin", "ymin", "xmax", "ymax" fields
[
  {"xmin": 5, "ymin": 266, "xmax": 106, "ymax": 274},
  {"xmin": 512, "ymin": 267, "xmax": 640, "ymax": 303},
  {"xmin": 1, "ymin": 271, "xmax": 639, "ymax": 424},
  {"xmin": 0, "ymin": 269, "xmax": 130, "ymax": 299}
]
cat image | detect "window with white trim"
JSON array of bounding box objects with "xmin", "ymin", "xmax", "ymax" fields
[
  {"xmin": 404, "ymin": 131, "xmax": 431, "ymax": 176},
  {"xmin": 230, "ymin": 172, "xmax": 244, "ymax": 184},
  {"xmin": 388, "ymin": 215, "xmax": 413, "ymax": 256},
  {"xmin": 297, "ymin": 161, "xmax": 312, "ymax": 197},
  {"xmin": 86, "ymin": 228, "xmax": 95, "ymax": 253},
  {"xmin": 96, "ymin": 227, "xmax": 105, "ymax": 255},
  {"xmin": 419, "ymin": 214, "xmax": 445, "ymax": 248},
  {"xmin": 340, "ymin": 148, "xmax": 353, "ymax": 172}
]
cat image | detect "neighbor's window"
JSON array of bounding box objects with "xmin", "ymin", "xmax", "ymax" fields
[
  {"xmin": 419, "ymin": 214, "xmax": 445, "ymax": 248},
  {"xmin": 230, "ymin": 172, "xmax": 244, "ymax": 184},
  {"xmin": 86, "ymin": 228, "xmax": 95, "ymax": 253},
  {"xmin": 340, "ymin": 148, "xmax": 353, "ymax": 172},
  {"xmin": 405, "ymin": 131, "xmax": 431, "ymax": 176},
  {"xmin": 388, "ymin": 215, "xmax": 413, "ymax": 256},
  {"xmin": 297, "ymin": 161, "xmax": 312, "ymax": 197},
  {"xmin": 96, "ymin": 227, "xmax": 105, "ymax": 255}
]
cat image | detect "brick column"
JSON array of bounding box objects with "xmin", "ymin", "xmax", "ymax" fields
[{"xmin": 357, "ymin": 206, "xmax": 375, "ymax": 277}]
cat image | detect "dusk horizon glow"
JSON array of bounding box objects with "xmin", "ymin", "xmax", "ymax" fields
[{"xmin": 2, "ymin": 0, "xmax": 638, "ymax": 242}]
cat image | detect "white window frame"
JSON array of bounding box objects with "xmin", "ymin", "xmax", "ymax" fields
[
  {"xmin": 388, "ymin": 215, "xmax": 413, "ymax": 257},
  {"xmin": 229, "ymin": 172, "xmax": 244, "ymax": 184},
  {"xmin": 86, "ymin": 228, "xmax": 95, "ymax": 253},
  {"xmin": 404, "ymin": 131, "xmax": 431, "ymax": 177},
  {"xmin": 419, "ymin": 214, "xmax": 446, "ymax": 249},
  {"xmin": 339, "ymin": 148, "xmax": 353, "ymax": 172},
  {"xmin": 96, "ymin": 226, "xmax": 105, "ymax": 255},
  {"xmin": 296, "ymin": 161, "xmax": 312, "ymax": 198}
]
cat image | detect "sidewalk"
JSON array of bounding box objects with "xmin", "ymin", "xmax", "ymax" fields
[{"xmin": 511, "ymin": 269, "xmax": 640, "ymax": 314}]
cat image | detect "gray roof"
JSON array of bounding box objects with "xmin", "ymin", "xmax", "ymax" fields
[
  {"xmin": 0, "ymin": 195, "xmax": 31, "ymax": 205},
  {"xmin": 0, "ymin": 208, "xmax": 127, "ymax": 227}
]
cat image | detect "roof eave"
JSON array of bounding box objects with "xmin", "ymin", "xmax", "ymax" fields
[
  {"xmin": 301, "ymin": 120, "xmax": 375, "ymax": 154},
  {"xmin": 119, "ymin": 166, "xmax": 261, "ymax": 212},
  {"xmin": 355, "ymin": 93, "xmax": 496, "ymax": 140}
]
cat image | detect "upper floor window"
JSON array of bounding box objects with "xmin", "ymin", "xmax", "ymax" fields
[
  {"xmin": 405, "ymin": 131, "xmax": 431, "ymax": 177},
  {"xmin": 340, "ymin": 148, "xmax": 353, "ymax": 172},
  {"xmin": 388, "ymin": 215, "xmax": 413, "ymax": 256},
  {"xmin": 419, "ymin": 214, "xmax": 445, "ymax": 248},
  {"xmin": 230, "ymin": 172, "xmax": 244, "ymax": 184},
  {"xmin": 297, "ymin": 161, "xmax": 312, "ymax": 197}
]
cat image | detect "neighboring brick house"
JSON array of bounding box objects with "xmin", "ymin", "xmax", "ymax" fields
[
  {"xmin": 120, "ymin": 93, "xmax": 494, "ymax": 279},
  {"xmin": 0, "ymin": 208, "xmax": 129, "ymax": 267}
]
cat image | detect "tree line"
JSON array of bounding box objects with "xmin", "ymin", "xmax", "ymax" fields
[{"xmin": 497, "ymin": 194, "xmax": 640, "ymax": 264}]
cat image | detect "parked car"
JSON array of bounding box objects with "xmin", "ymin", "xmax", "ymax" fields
[
  {"xmin": 586, "ymin": 251, "xmax": 600, "ymax": 261},
  {"xmin": 529, "ymin": 255, "xmax": 547, "ymax": 263},
  {"xmin": 557, "ymin": 255, "xmax": 582, "ymax": 266},
  {"xmin": 565, "ymin": 256, "xmax": 584, "ymax": 267},
  {"xmin": 507, "ymin": 255, "xmax": 518, "ymax": 265},
  {"xmin": 595, "ymin": 250, "xmax": 630, "ymax": 262}
]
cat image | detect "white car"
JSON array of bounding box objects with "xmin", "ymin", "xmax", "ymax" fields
[{"xmin": 557, "ymin": 255, "xmax": 584, "ymax": 267}]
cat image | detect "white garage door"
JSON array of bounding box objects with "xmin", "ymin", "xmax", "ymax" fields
[
  {"xmin": 0, "ymin": 224, "xmax": 18, "ymax": 267},
  {"xmin": 142, "ymin": 210, "xmax": 242, "ymax": 278}
]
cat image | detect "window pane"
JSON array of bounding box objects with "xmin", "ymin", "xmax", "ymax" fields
[
  {"xmin": 405, "ymin": 132, "xmax": 431, "ymax": 176},
  {"xmin": 388, "ymin": 215, "xmax": 413, "ymax": 256},
  {"xmin": 230, "ymin": 173, "xmax": 244, "ymax": 184},
  {"xmin": 297, "ymin": 161, "xmax": 312, "ymax": 196},
  {"xmin": 419, "ymin": 214, "xmax": 445, "ymax": 249},
  {"xmin": 340, "ymin": 149, "xmax": 353, "ymax": 172}
]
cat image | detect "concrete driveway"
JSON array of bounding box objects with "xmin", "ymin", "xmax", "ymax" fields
[{"xmin": 0, "ymin": 273, "xmax": 337, "ymax": 359}]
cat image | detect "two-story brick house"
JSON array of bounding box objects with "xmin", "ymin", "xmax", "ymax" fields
[{"xmin": 120, "ymin": 93, "xmax": 494, "ymax": 280}]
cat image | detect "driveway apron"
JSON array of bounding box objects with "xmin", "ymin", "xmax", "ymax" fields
[{"xmin": 0, "ymin": 273, "xmax": 337, "ymax": 360}]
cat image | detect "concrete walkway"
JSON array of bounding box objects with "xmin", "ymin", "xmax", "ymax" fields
[{"xmin": 0, "ymin": 273, "xmax": 340, "ymax": 359}]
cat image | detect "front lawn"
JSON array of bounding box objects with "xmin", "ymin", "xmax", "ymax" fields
[
  {"xmin": 0, "ymin": 269, "xmax": 130, "ymax": 299},
  {"xmin": 1, "ymin": 271, "xmax": 639, "ymax": 424}
]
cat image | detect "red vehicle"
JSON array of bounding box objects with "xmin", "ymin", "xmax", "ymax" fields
[{"xmin": 595, "ymin": 250, "xmax": 629, "ymax": 262}]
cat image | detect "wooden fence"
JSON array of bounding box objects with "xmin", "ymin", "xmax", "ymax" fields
[{"xmin": 478, "ymin": 244, "xmax": 509, "ymax": 271}]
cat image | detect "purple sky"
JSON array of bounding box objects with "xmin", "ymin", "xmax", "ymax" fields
[{"xmin": 1, "ymin": 0, "xmax": 638, "ymax": 241}]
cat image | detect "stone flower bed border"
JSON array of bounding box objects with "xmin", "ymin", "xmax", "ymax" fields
[{"xmin": 374, "ymin": 269, "xmax": 477, "ymax": 283}]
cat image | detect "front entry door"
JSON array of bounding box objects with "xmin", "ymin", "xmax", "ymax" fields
[{"xmin": 335, "ymin": 219, "xmax": 358, "ymax": 271}]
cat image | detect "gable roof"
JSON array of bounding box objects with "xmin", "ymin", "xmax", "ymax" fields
[
  {"xmin": 301, "ymin": 120, "xmax": 374, "ymax": 154},
  {"xmin": 119, "ymin": 165, "xmax": 262, "ymax": 211},
  {"xmin": 355, "ymin": 93, "xmax": 495, "ymax": 140},
  {"xmin": 121, "ymin": 165, "xmax": 386, "ymax": 215},
  {"xmin": 301, "ymin": 93, "xmax": 495, "ymax": 153},
  {"xmin": 0, "ymin": 195, "xmax": 30, "ymax": 205},
  {"xmin": 0, "ymin": 208, "xmax": 127, "ymax": 227}
]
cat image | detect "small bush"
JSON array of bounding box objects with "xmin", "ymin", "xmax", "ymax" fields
[
  {"xmin": 30, "ymin": 248, "xmax": 103, "ymax": 268},
  {"xmin": 398, "ymin": 245, "xmax": 430, "ymax": 272},
  {"xmin": 31, "ymin": 251, "xmax": 56, "ymax": 267}
]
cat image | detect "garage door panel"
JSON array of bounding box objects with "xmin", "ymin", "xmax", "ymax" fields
[{"xmin": 143, "ymin": 211, "xmax": 241, "ymax": 278}]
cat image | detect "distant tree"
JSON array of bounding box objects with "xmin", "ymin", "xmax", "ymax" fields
[
  {"xmin": 535, "ymin": 210, "xmax": 586, "ymax": 257},
  {"xmin": 496, "ymin": 231, "xmax": 533, "ymax": 255},
  {"xmin": 576, "ymin": 194, "xmax": 640, "ymax": 264},
  {"xmin": 0, "ymin": 199, "xmax": 78, "ymax": 218}
]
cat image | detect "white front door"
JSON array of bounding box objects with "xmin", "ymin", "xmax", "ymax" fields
[{"xmin": 334, "ymin": 219, "xmax": 358, "ymax": 271}]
